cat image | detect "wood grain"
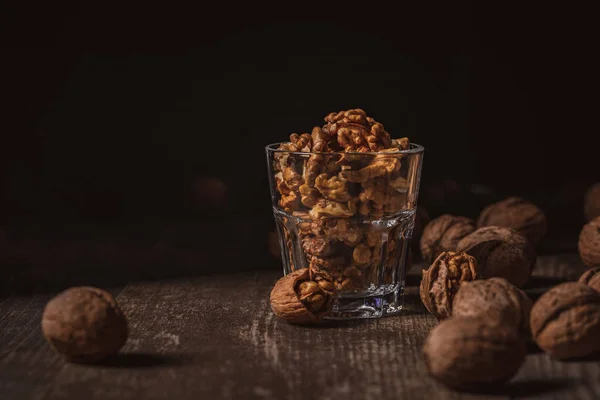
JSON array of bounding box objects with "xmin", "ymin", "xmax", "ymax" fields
[{"xmin": 1, "ymin": 254, "xmax": 598, "ymax": 400}]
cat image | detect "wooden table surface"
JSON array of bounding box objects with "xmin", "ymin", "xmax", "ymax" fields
[{"xmin": 1, "ymin": 253, "xmax": 599, "ymax": 400}]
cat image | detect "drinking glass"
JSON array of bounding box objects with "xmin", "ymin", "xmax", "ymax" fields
[{"xmin": 266, "ymin": 143, "xmax": 424, "ymax": 318}]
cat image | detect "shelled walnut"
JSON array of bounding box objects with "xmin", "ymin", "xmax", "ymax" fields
[
  {"xmin": 579, "ymin": 267, "xmax": 600, "ymax": 293},
  {"xmin": 584, "ymin": 183, "xmax": 600, "ymax": 221},
  {"xmin": 41, "ymin": 287, "xmax": 128, "ymax": 363},
  {"xmin": 419, "ymin": 214, "xmax": 475, "ymax": 264},
  {"xmin": 456, "ymin": 226, "xmax": 536, "ymax": 288},
  {"xmin": 270, "ymin": 268, "xmax": 336, "ymax": 324},
  {"xmin": 423, "ymin": 317, "xmax": 526, "ymax": 391},
  {"xmin": 578, "ymin": 216, "xmax": 600, "ymax": 268},
  {"xmin": 530, "ymin": 282, "xmax": 600, "ymax": 360},
  {"xmin": 452, "ymin": 277, "xmax": 532, "ymax": 334},
  {"xmin": 476, "ymin": 197, "xmax": 547, "ymax": 247},
  {"xmin": 419, "ymin": 251, "xmax": 480, "ymax": 319}
]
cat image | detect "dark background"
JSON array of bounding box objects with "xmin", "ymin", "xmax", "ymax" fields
[{"xmin": 1, "ymin": 3, "xmax": 597, "ymax": 293}]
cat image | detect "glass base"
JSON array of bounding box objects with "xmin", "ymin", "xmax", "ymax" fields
[{"xmin": 326, "ymin": 285, "xmax": 404, "ymax": 319}]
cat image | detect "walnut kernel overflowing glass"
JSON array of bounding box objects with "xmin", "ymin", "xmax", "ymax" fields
[{"xmin": 266, "ymin": 109, "xmax": 424, "ymax": 318}]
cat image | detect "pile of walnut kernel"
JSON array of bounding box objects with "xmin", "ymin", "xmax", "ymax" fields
[{"xmin": 272, "ymin": 109, "xmax": 412, "ymax": 294}]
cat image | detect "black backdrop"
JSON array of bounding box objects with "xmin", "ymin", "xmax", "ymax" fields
[{"xmin": 1, "ymin": 3, "xmax": 597, "ymax": 291}]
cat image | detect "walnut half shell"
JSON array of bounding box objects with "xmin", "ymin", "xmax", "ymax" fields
[
  {"xmin": 270, "ymin": 268, "xmax": 336, "ymax": 324},
  {"xmin": 419, "ymin": 251, "xmax": 480, "ymax": 319}
]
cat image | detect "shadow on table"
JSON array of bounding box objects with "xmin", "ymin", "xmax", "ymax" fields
[
  {"xmin": 503, "ymin": 378, "xmax": 577, "ymax": 397},
  {"xmin": 94, "ymin": 352, "xmax": 196, "ymax": 369},
  {"xmin": 454, "ymin": 378, "xmax": 577, "ymax": 397},
  {"xmin": 560, "ymin": 352, "xmax": 600, "ymax": 362},
  {"xmin": 526, "ymin": 340, "xmax": 543, "ymax": 355}
]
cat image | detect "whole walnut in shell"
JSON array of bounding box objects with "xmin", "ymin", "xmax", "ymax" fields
[
  {"xmin": 584, "ymin": 183, "xmax": 600, "ymax": 221},
  {"xmin": 270, "ymin": 268, "xmax": 336, "ymax": 324},
  {"xmin": 41, "ymin": 287, "xmax": 128, "ymax": 363},
  {"xmin": 456, "ymin": 226, "xmax": 536, "ymax": 288},
  {"xmin": 419, "ymin": 214, "xmax": 476, "ymax": 264},
  {"xmin": 453, "ymin": 277, "xmax": 532, "ymax": 334},
  {"xmin": 420, "ymin": 251, "xmax": 480, "ymax": 319},
  {"xmin": 423, "ymin": 317, "xmax": 526, "ymax": 391},
  {"xmin": 579, "ymin": 267, "xmax": 600, "ymax": 293},
  {"xmin": 477, "ymin": 197, "xmax": 547, "ymax": 247},
  {"xmin": 530, "ymin": 282, "xmax": 600, "ymax": 360},
  {"xmin": 578, "ymin": 216, "xmax": 600, "ymax": 268}
]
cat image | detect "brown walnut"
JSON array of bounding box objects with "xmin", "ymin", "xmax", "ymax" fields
[
  {"xmin": 456, "ymin": 226, "xmax": 536, "ymax": 288},
  {"xmin": 579, "ymin": 267, "xmax": 600, "ymax": 293},
  {"xmin": 423, "ymin": 317, "xmax": 526, "ymax": 391},
  {"xmin": 530, "ymin": 282, "xmax": 600, "ymax": 360},
  {"xmin": 41, "ymin": 287, "xmax": 128, "ymax": 363},
  {"xmin": 419, "ymin": 251, "xmax": 480, "ymax": 319},
  {"xmin": 419, "ymin": 214, "xmax": 476, "ymax": 265},
  {"xmin": 584, "ymin": 183, "xmax": 600, "ymax": 221},
  {"xmin": 578, "ymin": 216, "xmax": 600, "ymax": 268},
  {"xmin": 452, "ymin": 277, "xmax": 532, "ymax": 334},
  {"xmin": 477, "ymin": 197, "xmax": 547, "ymax": 247},
  {"xmin": 270, "ymin": 268, "xmax": 336, "ymax": 324}
]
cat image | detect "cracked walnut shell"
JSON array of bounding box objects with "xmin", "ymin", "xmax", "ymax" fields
[
  {"xmin": 452, "ymin": 277, "xmax": 532, "ymax": 334},
  {"xmin": 456, "ymin": 226, "xmax": 536, "ymax": 288},
  {"xmin": 579, "ymin": 267, "xmax": 600, "ymax": 293},
  {"xmin": 41, "ymin": 287, "xmax": 128, "ymax": 363},
  {"xmin": 419, "ymin": 214, "xmax": 476, "ymax": 265},
  {"xmin": 477, "ymin": 197, "xmax": 547, "ymax": 247},
  {"xmin": 270, "ymin": 268, "xmax": 336, "ymax": 324},
  {"xmin": 423, "ymin": 317, "xmax": 526, "ymax": 391},
  {"xmin": 420, "ymin": 251, "xmax": 480, "ymax": 319},
  {"xmin": 530, "ymin": 282, "xmax": 600, "ymax": 360},
  {"xmin": 578, "ymin": 216, "xmax": 600, "ymax": 268}
]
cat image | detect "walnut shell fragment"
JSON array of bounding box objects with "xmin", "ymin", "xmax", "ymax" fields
[
  {"xmin": 452, "ymin": 277, "xmax": 532, "ymax": 334},
  {"xmin": 41, "ymin": 287, "xmax": 128, "ymax": 363},
  {"xmin": 420, "ymin": 251, "xmax": 480, "ymax": 319},
  {"xmin": 530, "ymin": 282, "xmax": 600, "ymax": 360},
  {"xmin": 579, "ymin": 267, "xmax": 600, "ymax": 293},
  {"xmin": 477, "ymin": 197, "xmax": 547, "ymax": 247},
  {"xmin": 423, "ymin": 317, "xmax": 526, "ymax": 391},
  {"xmin": 584, "ymin": 183, "xmax": 600, "ymax": 221},
  {"xmin": 456, "ymin": 226, "xmax": 536, "ymax": 288},
  {"xmin": 578, "ymin": 216, "xmax": 600, "ymax": 268},
  {"xmin": 270, "ymin": 268, "xmax": 336, "ymax": 324},
  {"xmin": 419, "ymin": 214, "xmax": 476, "ymax": 264}
]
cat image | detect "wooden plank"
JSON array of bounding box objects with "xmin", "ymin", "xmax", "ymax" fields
[
  {"xmin": 1, "ymin": 254, "xmax": 598, "ymax": 400},
  {"xmin": 39, "ymin": 254, "xmax": 597, "ymax": 400}
]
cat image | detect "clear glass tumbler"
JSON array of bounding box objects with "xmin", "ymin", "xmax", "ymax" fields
[{"xmin": 266, "ymin": 141, "xmax": 424, "ymax": 319}]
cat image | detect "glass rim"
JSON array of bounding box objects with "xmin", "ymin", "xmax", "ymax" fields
[{"xmin": 265, "ymin": 142, "xmax": 425, "ymax": 156}]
